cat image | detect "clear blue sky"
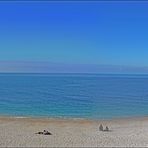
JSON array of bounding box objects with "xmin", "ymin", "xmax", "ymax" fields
[{"xmin": 0, "ymin": 2, "xmax": 148, "ymax": 73}]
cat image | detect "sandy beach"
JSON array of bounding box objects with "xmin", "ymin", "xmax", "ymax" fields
[{"xmin": 0, "ymin": 116, "xmax": 148, "ymax": 147}]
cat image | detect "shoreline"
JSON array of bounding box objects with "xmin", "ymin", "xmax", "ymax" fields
[
  {"xmin": 1, "ymin": 114, "xmax": 148, "ymax": 122},
  {"xmin": 1, "ymin": 115, "xmax": 148, "ymax": 126},
  {"xmin": 1, "ymin": 115, "xmax": 148, "ymax": 147}
]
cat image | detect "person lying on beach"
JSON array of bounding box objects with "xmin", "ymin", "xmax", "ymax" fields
[
  {"xmin": 43, "ymin": 130, "xmax": 52, "ymax": 135},
  {"xmin": 35, "ymin": 130, "xmax": 52, "ymax": 135}
]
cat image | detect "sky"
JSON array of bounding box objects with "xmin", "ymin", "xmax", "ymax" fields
[{"xmin": 0, "ymin": 1, "xmax": 148, "ymax": 73}]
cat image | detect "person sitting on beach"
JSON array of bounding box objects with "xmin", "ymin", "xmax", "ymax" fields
[
  {"xmin": 99, "ymin": 124, "xmax": 103, "ymax": 131},
  {"xmin": 104, "ymin": 126, "xmax": 109, "ymax": 131}
]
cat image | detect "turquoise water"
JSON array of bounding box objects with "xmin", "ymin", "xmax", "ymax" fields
[{"xmin": 0, "ymin": 73, "xmax": 148, "ymax": 119}]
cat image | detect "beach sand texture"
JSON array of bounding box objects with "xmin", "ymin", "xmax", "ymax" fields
[{"xmin": 0, "ymin": 116, "xmax": 148, "ymax": 147}]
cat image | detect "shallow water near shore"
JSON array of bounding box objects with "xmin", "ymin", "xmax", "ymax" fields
[{"xmin": 0, "ymin": 73, "xmax": 148, "ymax": 119}]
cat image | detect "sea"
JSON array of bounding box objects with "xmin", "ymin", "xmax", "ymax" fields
[{"xmin": 0, "ymin": 73, "xmax": 148, "ymax": 119}]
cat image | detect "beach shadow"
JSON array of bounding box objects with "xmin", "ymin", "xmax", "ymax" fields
[{"xmin": 103, "ymin": 129, "xmax": 112, "ymax": 132}]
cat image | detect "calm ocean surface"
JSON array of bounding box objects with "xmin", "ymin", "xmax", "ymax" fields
[{"xmin": 0, "ymin": 73, "xmax": 148, "ymax": 119}]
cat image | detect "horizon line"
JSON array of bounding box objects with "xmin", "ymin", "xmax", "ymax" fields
[{"xmin": 0, "ymin": 72, "xmax": 148, "ymax": 75}]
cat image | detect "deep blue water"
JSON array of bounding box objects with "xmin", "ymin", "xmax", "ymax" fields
[{"xmin": 0, "ymin": 73, "xmax": 148, "ymax": 119}]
